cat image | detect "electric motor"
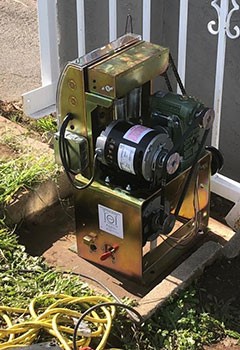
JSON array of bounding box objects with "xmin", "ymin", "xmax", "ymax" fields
[
  {"xmin": 150, "ymin": 91, "xmax": 215, "ymax": 170},
  {"xmin": 96, "ymin": 120, "xmax": 180, "ymax": 184}
]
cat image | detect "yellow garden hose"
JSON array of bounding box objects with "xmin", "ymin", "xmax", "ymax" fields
[{"xmin": 0, "ymin": 293, "xmax": 116, "ymax": 350}]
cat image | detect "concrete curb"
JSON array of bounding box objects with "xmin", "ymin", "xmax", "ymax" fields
[
  {"xmin": 0, "ymin": 115, "xmax": 72, "ymax": 224},
  {"xmin": 4, "ymin": 172, "xmax": 72, "ymax": 225},
  {"xmin": 222, "ymin": 231, "xmax": 240, "ymax": 259}
]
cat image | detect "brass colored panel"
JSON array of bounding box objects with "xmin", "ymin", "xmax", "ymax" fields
[
  {"xmin": 142, "ymin": 153, "xmax": 211, "ymax": 282},
  {"xmin": 75, "ymin": 182, "xmax": 144, "ymax": 279},
  {"xmin": 57, "ymin": 64, "xmax": 87, "ymax": 136},
  {"xmin": 57, "ymin": 65, "xmax": 114, "ymax": 173},
  {"xmin": 167, "ymin": 153, "xmax": 211, "ymax": 219},
  {"xmin": 88, "ymin": 41, "xmax": 169, "ymax": 98}
]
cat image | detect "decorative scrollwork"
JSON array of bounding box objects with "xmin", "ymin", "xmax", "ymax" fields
[
  {"xmin": 208, "ymin": 0, "xmax": 221, "ymax": 35},
  {"xmin": 226, "ymin": 0, "xmax": 240, "ymax": 38},
  {"xmin": 208, "ymin": 0, "xmax": 240, "ymax": 39}
]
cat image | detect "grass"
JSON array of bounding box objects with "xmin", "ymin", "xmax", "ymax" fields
[
  {"xmin": 0, "ymin": 226, "xmax": 91, "ymax": 308},
  {"xmin": 0, "ymin": 153, "xmax": 58, "ymax": 204},
  {"xmin": 0, "ymin": 100, "xmax": 57, "ymax": 140},
  {"xmin": 1, "ymin": 223, "xmax": 240, "ymax": 349},
  {"xmin": 113, "ymin": 288, "xmax": 228, "ymax": 350},
  {"xmin": 0, "ymin": 105, "xmax": 58, "ymax": 206},
  {"xmin": 35, "ymin": 115, "xmax": 57, "ymax": 134}
]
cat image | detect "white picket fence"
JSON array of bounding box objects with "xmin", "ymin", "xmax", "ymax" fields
[{"xmin": 22, "ymin": 0, "xmax": 240, "ymax": 226}]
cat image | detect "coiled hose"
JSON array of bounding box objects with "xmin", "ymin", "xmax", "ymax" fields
[{"xmin": 0, "ymin": 293, "xmax": 142, "ymax": 350}]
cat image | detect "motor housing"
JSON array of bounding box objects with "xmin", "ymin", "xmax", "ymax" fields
[{"xmin": 96, "ymin": 120, "xmax": 180, "ymax": 186}]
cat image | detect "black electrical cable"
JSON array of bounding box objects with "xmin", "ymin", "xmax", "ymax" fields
[
  {"xmin": 174, "ymin": 128, "xmax": 209, "ymax": 218},
  {"xmin": 169, "ymin": 53, "xmax": 187, "ymax": 95},
  {"xmin": 72, "ymin": 302, "xmax": 143, "ymax": 350},
  {"xmin": 58, "ymin": 113, "xmax": 98, "ymax": 190},
  {"xmin": 59, "ymin": 113, "xmax": 77, "ymax": 175},
  {"xmin": 63, "ymin": 271, "xmax": 140, "ymax": 324},
  {"xmin": 158, "ymin": 115, "xmax": 202, "ymax": 226},
  {"xmin": 124, "ymin": 14, "xmax": 133, "ymax": 34},
  {"xmin": 162, "ymin": 71, "xmax": 173, "ymax": 92}
]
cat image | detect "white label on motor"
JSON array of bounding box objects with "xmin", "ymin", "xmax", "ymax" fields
[
  {"xmin": 123, "ymin": 125, "xmax": 153, "ymax": 144},
  {"xmin": 98, "ymin": 204, "xmax": 124, "ymax": 239},
  {"xmin": 117, "ymin": 143, "xmax": 136, "ymax": 174}
]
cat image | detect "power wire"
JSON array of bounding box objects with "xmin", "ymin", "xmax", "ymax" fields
[
  {"xmin": 73, "ymin": 302, "xmax": 143, "ymax": 350},
  {"xmin": 58, "ymin": 113, "xmax": 98, "ymax": 190}
]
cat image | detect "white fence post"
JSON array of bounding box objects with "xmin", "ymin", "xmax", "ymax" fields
[
  {"xmin": 208, "ymin": 0, "xmax": 240, "ymax": 227},
  {"xmin": 109, "ymin": 0, "xmax": 117, "ymax": 41},
  {"xmin": 177, "ymin": 0, "xmax": 189, "ymax": 94},
  {"xmin": 22, "ymin": 0, "xmax": 59, "ymax": 118},
  {"xmin": 76, "ymin": 0, "xmax": 86, "ymax": 57},
  {"xmin": 142, "ymin": 0, "xmax": 151, "ymax": 41},
  {"xmin": 208, "ymin": 0, "xmax": 240, "ymax": 148}
]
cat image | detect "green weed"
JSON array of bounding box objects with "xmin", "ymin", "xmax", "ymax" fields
[
  {"xmin": 0, "ymin": 154, "xmax": 58, "ymax": 205},
  {"xmin": 0, "ymin": 226, "xmax": 91, "ymax": 308},
  {"xmin": 35, "ymin": 115, "xmax": 57, "ymax": 134},
  {"xmin": 112, "ymin": 289, "xmax": 227, "ymax": 350}
]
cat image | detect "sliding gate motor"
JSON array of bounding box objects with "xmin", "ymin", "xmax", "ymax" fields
[{"xmin": 55, "ymin": 33, "xmax": 222, "ymax": 283}]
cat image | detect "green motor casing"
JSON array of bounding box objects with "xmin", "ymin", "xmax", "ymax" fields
[{"xmin": 150, "ymin": 91, "xmax": 207, "ymax": 170}]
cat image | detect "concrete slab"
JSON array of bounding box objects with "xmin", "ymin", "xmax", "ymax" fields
[{"xmin": 208, "ymin": 217, "xmax": 235, "ymax": 244}]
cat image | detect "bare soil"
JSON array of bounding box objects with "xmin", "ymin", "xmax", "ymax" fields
[{"xmin": 0, "ymin": 142, "xmax": 18, "ymax": 160}]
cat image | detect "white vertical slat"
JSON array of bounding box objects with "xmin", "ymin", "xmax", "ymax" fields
[
  {"xmin": 142, "ymin": 0, "xmax": 151, "ymax": 41},
  {"xmin": 37, "ymin": 0, "xmax": 59, "ymax": 85},
  {"xmin": 210, "ymin": 1, "xmax": 229, "ymax": 148},
  {"xmin": 76, "ymin": 0, "xmax": 86, "ymax": 56},
  {"xmin": 22, "ymin": 0, "xmax": 59, "ymax": 118},
  {"xmin": 109, "ymin": 0, "xmax": 117, "ymax": 41},
  {"xmin": 177, "ymin": 0, "xmax": 189, "ymax": 94},
  {"xmin": 208, "ymin": 0, "xmax": 240, "ymax": 227},
  {"xmin": 142, "ymin": 0, "xmax": 156, "ymax": 250},
  {"xmin": 208, "ymin": 0, "xmax": 240, "ymax": 149}
]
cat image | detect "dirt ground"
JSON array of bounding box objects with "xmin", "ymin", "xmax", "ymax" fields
[{"xmin": 0, "ymin": 0, "xmax": 40, "ymax": 100}]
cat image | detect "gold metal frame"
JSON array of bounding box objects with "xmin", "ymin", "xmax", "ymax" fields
[{"xmin": 75, "ymin": 153, "xmax": 211, "ymax": 283}]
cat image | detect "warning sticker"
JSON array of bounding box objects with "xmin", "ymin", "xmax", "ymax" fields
[
  {"xmin": 123, "ymin": 124, "xmax": 153, "ymax": 144},
  {"xmin": 117, "ymin": 143, "xmax": 136, "ymax": 174},
  {"xmin": 98, "ymin": 204, "xmax": 124, "ymax": 239}
]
